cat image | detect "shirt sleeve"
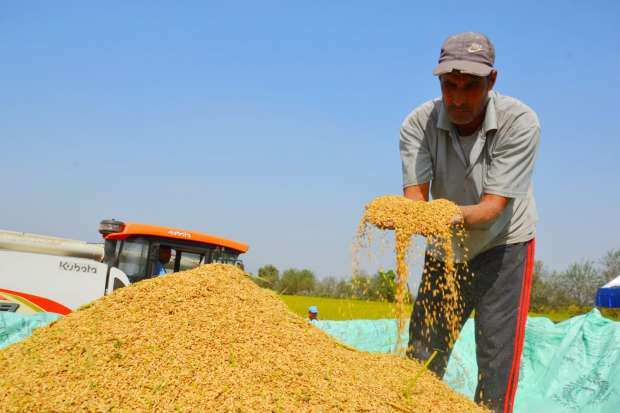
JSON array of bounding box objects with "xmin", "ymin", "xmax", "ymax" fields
[
  {"xmin": 483, "ymin": 111, "xmax": 540, "ymax": 198},
  {"xmin": 400, "ymin": 111, "xmax": 433, "ymax": 188}
]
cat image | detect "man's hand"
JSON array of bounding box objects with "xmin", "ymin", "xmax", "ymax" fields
[
  {"xmin": 459, "ymin": 194, "xmax": 509, "ymax": 227},
  {"xmin": 404, "ymin": 183, "xmax": 430, "ymax": 202},
  {"xmin": 450, "ymin": 209, "xmax": 464, "ymax": 225},
  {"xmin": 375, "ymin": 220, "xmax": 395, "ymax": 230},
  {"xmin": 369, "ymin": 185, "xmax": 430, "ymax": 231}
]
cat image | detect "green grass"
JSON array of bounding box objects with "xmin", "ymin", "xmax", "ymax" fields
[
  {"xmin": 279, "ymin": 295, "xmax": 411, "ymax": 320},
  {"xmin": 281, "ymin": 295, "xmax": 620, "ymax": 322}
]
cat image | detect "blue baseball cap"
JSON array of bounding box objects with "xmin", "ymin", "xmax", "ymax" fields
[{"xmin": 308, "ymin": 305, "xmax": 318, "ymax": 314}]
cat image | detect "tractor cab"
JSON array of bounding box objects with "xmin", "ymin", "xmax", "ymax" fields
[{"xmin": 98, "ymin": 219, "xmax": 249, "ymax": 284}]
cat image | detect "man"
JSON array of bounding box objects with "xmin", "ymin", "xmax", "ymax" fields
[
  {"xmin": 308, "ymin": 306, "xmax": 319, "ymax": 322},
  {"xmin": 400, "ymin": 32, "xmax": 539, "ymax": 413},
  {"xmin": 153, "ymin": 246, "xmax": 173, "ymax": 276}
]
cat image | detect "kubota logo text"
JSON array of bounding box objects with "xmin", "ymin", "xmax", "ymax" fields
[
  {"xmin": 168, "ymin": 230, "xmax": 192, "ymax": 239},
  {"xmin": 59, "ymin": 261, "xmax": 97, "ymax": 274}
]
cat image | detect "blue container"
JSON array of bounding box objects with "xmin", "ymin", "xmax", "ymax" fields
[{"xmin": 596, "ymin": 287, "xmax": 620, "ymax": 308}]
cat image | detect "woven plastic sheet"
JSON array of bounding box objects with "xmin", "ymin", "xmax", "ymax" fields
[
  {"xmin": 3, "ymin": 310, "xmax": 619, "ymax": 412},
  {"xmin": 0, "ymin": 312, "xmax": 61, "ymax": 350},
  {"xmin": 315, "ymin": 309, "xmax": 620, "ymax": 413}
]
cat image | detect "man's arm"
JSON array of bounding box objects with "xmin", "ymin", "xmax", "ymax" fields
[
  {"xmin": 403, "ymin": 183, "xmax": 430, "ymax": 202},
  {"xmin": 452, "ymin": 193, "xmax": 509, "ymax": 227}
]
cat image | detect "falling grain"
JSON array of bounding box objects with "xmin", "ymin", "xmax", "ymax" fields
[{"xmin": 356, "ymin": 195, "xmax": 468, "ymax": 353}]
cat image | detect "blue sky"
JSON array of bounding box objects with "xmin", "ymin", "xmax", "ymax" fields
[{"xmin": 1, "ymin": 1, "xmax": 619, "ymax": 282}]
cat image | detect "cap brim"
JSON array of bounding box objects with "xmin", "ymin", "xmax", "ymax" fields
[{"xmin": 433, "ymin": 60, "xmax": 493, "ymax": 77}]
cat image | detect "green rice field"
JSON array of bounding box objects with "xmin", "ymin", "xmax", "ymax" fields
[
  {"xmin": 280, "ymin": 295, "xmax": 620, "ymax": 322},
  {"xmin": 280, "ymin": 295, "xmax": 410, "ymax": 320}
]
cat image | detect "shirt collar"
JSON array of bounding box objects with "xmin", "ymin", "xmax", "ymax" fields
[{"xmin": 436, "ymin": 91, "xmax": 498, "ymax": 135}]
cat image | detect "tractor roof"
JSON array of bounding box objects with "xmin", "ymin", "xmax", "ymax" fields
[{"xmin": 104, "ymin": 222, "xmax": 249, "ymax": 253}]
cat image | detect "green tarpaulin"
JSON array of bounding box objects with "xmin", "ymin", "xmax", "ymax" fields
[
  {"xmin": 316, "ymin": 310, "xmax": 620, "ymax": 413},
  {"xmin": 0, "ymin": 312, "xmax": 61, "ymax": 350}
]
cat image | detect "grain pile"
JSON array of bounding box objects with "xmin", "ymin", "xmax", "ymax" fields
[
  {"xmin": 0, "ymin": 264, "xmax": 486, "ymax": 412},
  {"xmin": 357, "ymin": 195, "xmax": 467, "ymax": 351}
]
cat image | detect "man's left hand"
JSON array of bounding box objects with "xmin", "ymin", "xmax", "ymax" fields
[
  {"xmin": 450, "ymin": 209, "xmax": 464, "ymax": 226},
  {"xmin": 454, "ymin": 195, "xmax": 510, "ymax": 227}
]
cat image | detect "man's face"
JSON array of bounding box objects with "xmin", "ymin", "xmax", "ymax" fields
[
  {"xmin": 159, "ymin": 247, "xmax": 172, "ymax": 263},
  {"xmin": 440, "ymin": 70, "xmax": 496, "ymax": 126}
]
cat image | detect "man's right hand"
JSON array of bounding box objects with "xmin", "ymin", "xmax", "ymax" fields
[
  {"xmin": 375, "ymin": 219, "xmax": 395, "ymax": 230},
  {"xmin": 404, "ymin": 183, "xmax": 430, "ymax": 202}
]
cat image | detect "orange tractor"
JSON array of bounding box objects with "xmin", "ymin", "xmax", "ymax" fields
[{"xmin": 0, "ymin": 219, "xmax": 249, "ymax": 315}]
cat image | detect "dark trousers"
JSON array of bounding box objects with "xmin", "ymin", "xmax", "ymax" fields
[{"xmin": 407, "ymin": 240, "xmax": 535, "ymax": 413}]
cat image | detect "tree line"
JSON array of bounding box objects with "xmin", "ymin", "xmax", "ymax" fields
[
  {"xmin": 530, "ymin": 248, "xmax": 620, "ymax": 313},
  {"xmin": 252, "ymin": 248, "xmax": 620, "ymax": 311},
  {"xmin": 252, "ymin": 265, "xmax": 404, "ymax": 302}
]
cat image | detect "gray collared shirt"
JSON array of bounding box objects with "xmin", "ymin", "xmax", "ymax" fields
[{"xmin": 400, "ymin": 91, "xmax": 540, "ymax": 261}]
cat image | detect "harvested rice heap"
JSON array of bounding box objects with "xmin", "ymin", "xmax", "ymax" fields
[
  {"xmin": 0, "ymin": 264, "xmax": 485, "ymax": 412},
  {"xmin": 358, "ymin": 195, "xmax": 467, "ymax": 350}
]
